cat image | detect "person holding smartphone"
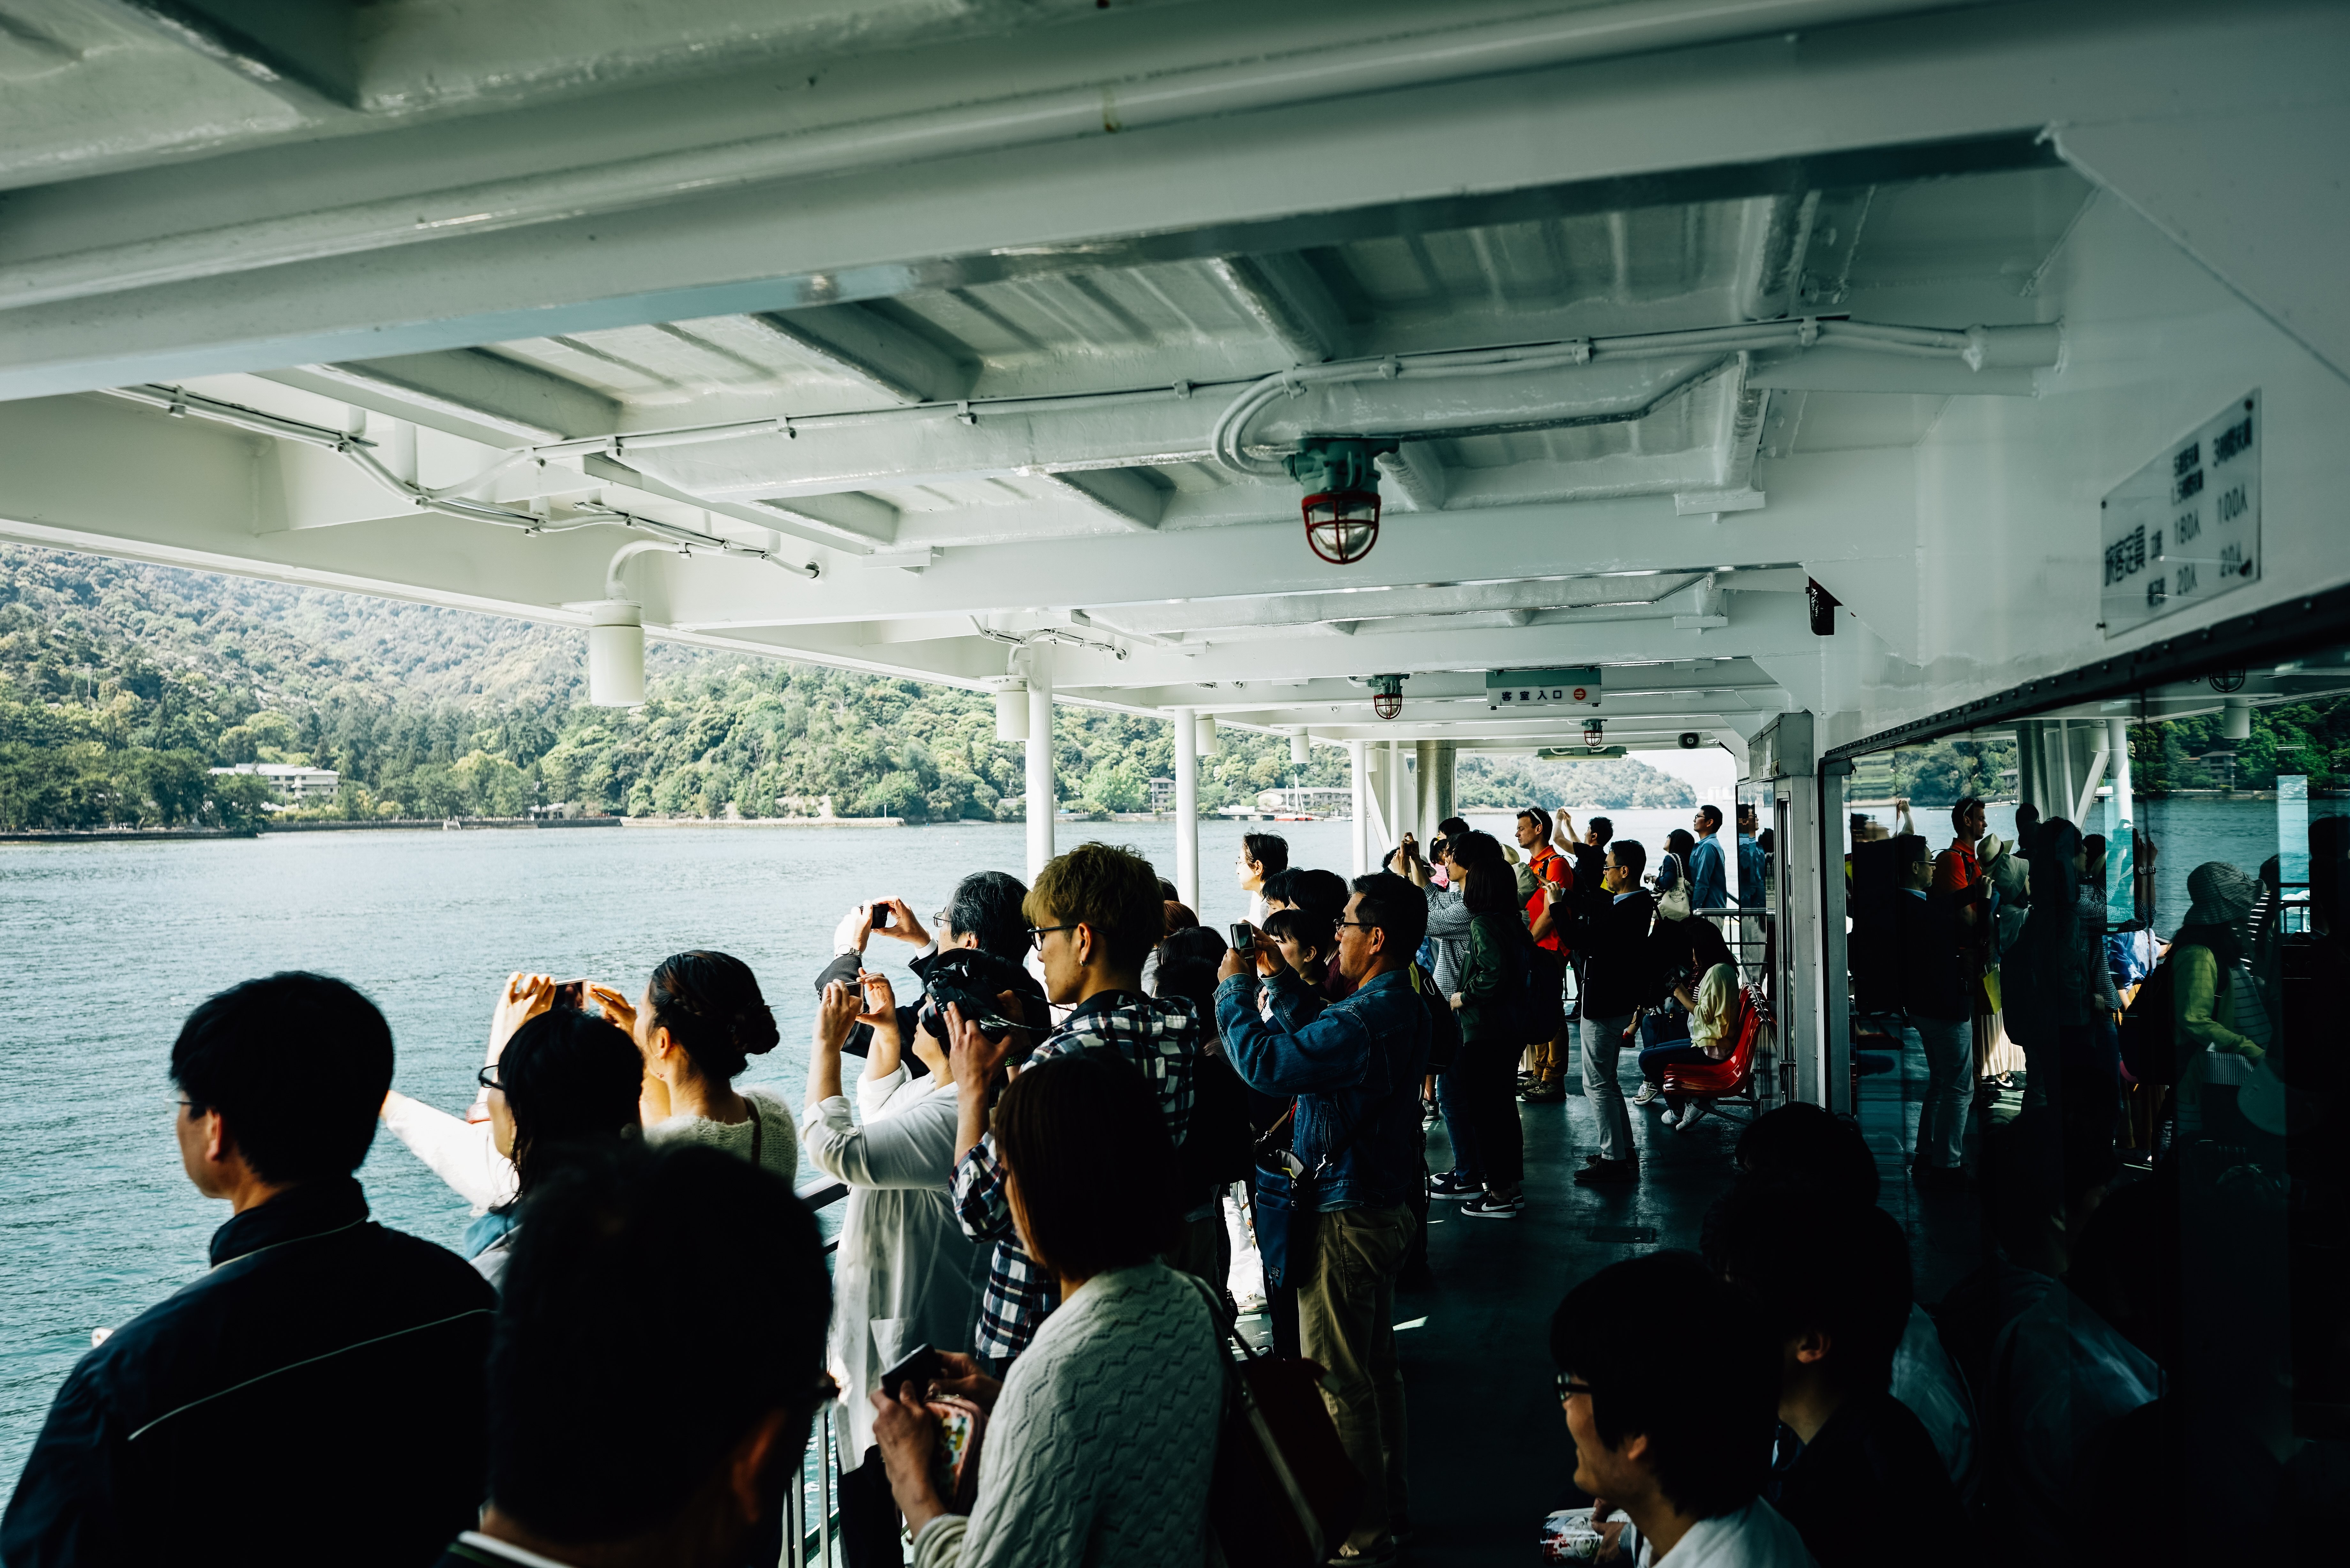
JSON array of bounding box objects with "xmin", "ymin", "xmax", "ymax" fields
[{"xmin": 803, "ymin": 974, "xmax": 990, "ymax": 1563}]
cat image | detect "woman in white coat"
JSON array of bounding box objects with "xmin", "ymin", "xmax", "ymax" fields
[{"xmin": 802, "ymin": 971, "xmax": 989, "ymax": 1483}]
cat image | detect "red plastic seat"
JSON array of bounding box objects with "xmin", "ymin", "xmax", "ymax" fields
[{"xmin": 1659, "ymin": 990, "xmax": 1770, "ymax": 1117}]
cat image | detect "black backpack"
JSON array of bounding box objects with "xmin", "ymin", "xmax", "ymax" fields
[
  {"xmin": 1182, "ymin": 1047, "xmax": 1260, "ymax": 1190},
  {"xmin": 1413, "ymin": 962, "xmax": 1460, "ymax": 1073},
  {"xmin": 2118, "ymin": 958, "xmax": 2179, "ymax": 1085}
]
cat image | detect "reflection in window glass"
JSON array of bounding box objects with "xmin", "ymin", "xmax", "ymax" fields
[{"xmin": 1839, "ymin": 646, "xmax": 2349, "ymax": 1561}]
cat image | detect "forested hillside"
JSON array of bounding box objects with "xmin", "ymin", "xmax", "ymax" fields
[{"xmin": 3, "ymin": 544, "xmax": 1874, "ymax": 829}]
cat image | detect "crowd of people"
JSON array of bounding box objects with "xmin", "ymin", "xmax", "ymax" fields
[{"xmin": 10, "ymin": 789, "xmax": 2319, "ymax": 1568}]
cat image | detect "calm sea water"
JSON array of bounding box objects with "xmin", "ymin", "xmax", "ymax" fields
[{"xmin": 0, "ymin": 798, "xmax": 2315, "ymax": 1486}]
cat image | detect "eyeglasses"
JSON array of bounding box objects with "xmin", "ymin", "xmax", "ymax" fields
[
  {"xmin": 1025, "ymin": 923, "xmax": 1078, "ymax": 951},
  {"xmin": 1334, "ymin": 919, "xmax": 1380, "ymax": 933},
  {"xmin": 1556, "ymin": 1374, "xmax": 1595, "ymax": 1401},
  {"xmin": 477, "ymin": 1064, "xmax": 506, "ymax": 1093}
]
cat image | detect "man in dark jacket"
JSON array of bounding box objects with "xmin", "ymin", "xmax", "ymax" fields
[
  {"xmin": 1711, "ymin": 1184, "xmax": 1972, "ymax": 1568},
  {"xmin": 1556, "ymin": 839, "xmax": 1660, "ymax": 1186},
  {"xmin": 4, "ymin": 973, "xmax": 496, "ymax": 1568},
  {"xmin": 1217, "ymin": 870, "xmax": 1432, "ymax": 1563},
  {"xmin": 1893, "ymin": 833, "xmax": 1975, "ymax": 1189},
  {"xmin": 428, "ymin": 1144, "xmax": 830, "ymax": 1568}
]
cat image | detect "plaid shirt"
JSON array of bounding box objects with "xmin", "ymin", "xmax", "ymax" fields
[{"xmin": 951, "ymin": 989, "xmax": 1201, "ymax": 1363}]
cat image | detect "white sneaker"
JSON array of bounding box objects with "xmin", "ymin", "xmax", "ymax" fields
[
  {"xmin": 1660, "ymin": 1107, "xmax": 1680, "ymax": 1128},
  {"xmin": 1631, "ymin": 1082, "xmax": 1659, "ymax": 1107},
  {"xmin": 1674, "ymin": 1100, "xmax": 1713, "ymax": 1134}
]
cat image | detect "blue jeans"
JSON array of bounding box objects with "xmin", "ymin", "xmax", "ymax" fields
[
  {"xmin": 1911, "ymin": 1014, "xmax": 1974, "ymax": 1171},
  {"xmin": 1436, "ymin": 1064, "xmax": 1479, "ymax": 1184},
  {"xmin": 1637, "ymin": 1043, "xmax": 1714, "ymax": 1106},
  {"xmin": 1580, "ymin": 1014, "xmax": 1638, "ymax": 1163}
]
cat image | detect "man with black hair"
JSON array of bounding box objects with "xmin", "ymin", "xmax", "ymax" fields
[
  {"xmin": 1517, "ymin": 807, "xmax": 1574, "ymax": 1103},
  {"xmin": 1708, "ymin": 1190, "xmax": 1967, "ymax": 1568},
  {"xmin": 1556, "ymin": 839, "xmax": 1660, "ymax": 1185},
  {"xmin": 1691, "ymin": 804, "xmax": 1730, "ymax": 916},
  {"xmin": 1237, "ymin": 831, "xmax": 1289, "ymax": 923},
  {"xmin": 1550, "ymin": 1253, "xmax": 1810, "ymax": 1567},
  {"xmin": 432, "ymin": 1142, "xmax": 830, "ymax": 1568},
  {"xmin": 952, "ymin": 843, "xmax": 1210, "ymax": 1367},
  {"xmin": 815, "ymin": 871, "xmax": 1044, "ymax": 1081},
  {"xmin": 4, "ymin": 974, "xmax": 496, "ymax": 1568},
  {"xmin": 1217, "ymin": 870, "xmax": 1432, "ymax": 1563}
]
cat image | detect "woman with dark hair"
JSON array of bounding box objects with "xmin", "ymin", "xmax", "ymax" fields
[
  {"xmin": 592, "ymin": 951, "xmax": 798, "ymax": 1182},
  {"xmin": 1441, "ymin": 830, "xmax": 1532, "ymax": 1219},
  {"xmin": 871, "ymin": 1051, "xmax": 1223, "ymax": 1568},
  {"xmin": 470, "ymin": 1008, "xmax": 644, "ymax": 1288}
]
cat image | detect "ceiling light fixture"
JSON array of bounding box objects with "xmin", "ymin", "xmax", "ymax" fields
[
  {"xmin": 1370, "ymin": 672, "xmax": 1408, "ymax": 720},
  {"xmin": 1285, "ymin": 438, "xmax": 1397, "ymax": 565}
]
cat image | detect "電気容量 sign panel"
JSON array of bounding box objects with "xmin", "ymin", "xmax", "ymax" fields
[{"xmin": 2101, "ymin": 391, "xmax": 2260, "ymax": 638}]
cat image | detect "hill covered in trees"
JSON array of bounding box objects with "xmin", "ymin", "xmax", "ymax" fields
[{"xmin": 1, "ymin": 544, "xmax": 1926, "ymax": 830}]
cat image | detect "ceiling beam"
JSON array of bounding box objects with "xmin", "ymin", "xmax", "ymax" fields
[
  {"xmin": 261, "ymin": 349, "xmax": 621, "ymax": 443},
  {"xmin": 10, "ymin": 0, "xmax": 2303, "ymax": 398},
  {"xmin": 1204, "ymin": 254, "xmax": 1348, "ymax": 365},
  {"xmin": 751, "ymin": 306, "xmax": 973, "ymax": 405}
]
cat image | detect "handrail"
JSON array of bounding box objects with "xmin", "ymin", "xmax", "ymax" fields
[{"xmin": 789, "ymin": 1176, "xmax": 852, "ymax": 1565}]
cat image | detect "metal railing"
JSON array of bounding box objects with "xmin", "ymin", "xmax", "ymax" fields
[{"xmin": 788, "ymin": 1177, "xmax": 852, "ymax": 1568}]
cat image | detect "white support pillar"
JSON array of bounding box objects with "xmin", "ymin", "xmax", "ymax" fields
[
  {"xmin": 1172, "ymin": 706, "xmax": 1200, "ymax": 911},
  {"xmin": 1819, "ymin": 759, "xmax": 1852, "ymax": 1116},
  {"xmin": 1025, "ymin": 649, "xmax": 1054, "ymax": 878},
  {"xmin": 2106, "ymin": 716, "xmax": 2137, "ymax": 925},
  {"xmin": 1350, "ymin": 739, "xmax": 1370, "ymax": 876},
  {"xmin": 1385, "ymin": 739, "xmax": 1405, "ymax": 854}
]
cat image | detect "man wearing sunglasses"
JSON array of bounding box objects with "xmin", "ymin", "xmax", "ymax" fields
[{"xmin": 1214, "ymin": 869, "xmax": 1432, "ymax": 1566}]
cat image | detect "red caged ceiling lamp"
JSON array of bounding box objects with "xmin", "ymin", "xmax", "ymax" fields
[
  {"xmin": 1285, "ymin": 438, "xmax": 1398, "ymax": 565},
  {"xmin": 1369, "ymin": 672, "xmax": 1407, "ymax": 720}
]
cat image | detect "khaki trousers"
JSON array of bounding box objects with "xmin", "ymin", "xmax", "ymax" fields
[{"xmin": 1297, "ymin": 1203, "xmax": 1415, "ymax": 1553}]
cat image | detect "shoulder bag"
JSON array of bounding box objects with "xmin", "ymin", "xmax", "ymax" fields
[{"xmin": 1253, "ymin": 1033, "xmax": 1419, "ymax": 1294}]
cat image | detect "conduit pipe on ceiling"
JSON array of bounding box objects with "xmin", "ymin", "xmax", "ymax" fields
[
  {"xmin": 495, "ymin": 316, "xmax": 2060, "ymax": 476},
  {"xmin": 8, "ymin": 1, "xmax": 1995, "ymax": 312},
  {"xmin": 97, "ymin": 383, "xmax": 820, "ymax": 578},
  {"xmin": 1209, "ymin": 318, "xmax": 2062, "ymax": 476}
]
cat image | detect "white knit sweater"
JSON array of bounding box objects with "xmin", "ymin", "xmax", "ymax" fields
[{"xmin": 912, "ymin": 1262, "xmax": 1223, "ymax": 1568}]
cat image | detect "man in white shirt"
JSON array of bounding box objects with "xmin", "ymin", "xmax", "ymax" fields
[
  {"xmin": 431, "ymin": 1143, "xmax": 832, "ymax": 1568},
  {"xmin": 1550, "ymin": 1254, "xmax": 1816, "ymax": 1568}
]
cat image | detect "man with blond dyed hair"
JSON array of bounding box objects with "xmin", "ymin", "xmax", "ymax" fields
[{"xmin": 950, "ymin": 841, "xmax": 1211, "ymax": 1367}]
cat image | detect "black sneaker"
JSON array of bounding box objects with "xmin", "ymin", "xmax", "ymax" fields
[
  {"xmin": 1572, "ymin": 1159, "xmax": 1640, "ymax": 1187},
  {"xmin": 1428, "ymin": 1171, "xmax": 1482, "ymax": 1200},
  {"xmin": 1461, "ymin": 1191, "xmax": 1524, "ymax": 1218}
]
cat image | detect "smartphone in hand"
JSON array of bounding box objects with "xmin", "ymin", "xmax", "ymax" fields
[
  {"xmin": 1229, "ymin": 922, "xmax": 1254, "ymax": 954},
  {"xmin": 551, "ymin": 979, "xmax": 590, "ymax": 1012},
  {"xmin": 870, "ymin": 901, "xmax": 896, "ymax": 931},
  {"xmin": 878, "ymin": 1344, "xmax": 943, "ymax": 1401}
]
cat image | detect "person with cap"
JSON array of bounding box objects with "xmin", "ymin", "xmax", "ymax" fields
[{"xmin": 2169, "ymin": 861, "xmax": 2268, "ymax": 1138}]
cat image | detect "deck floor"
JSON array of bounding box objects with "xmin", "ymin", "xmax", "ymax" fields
[{"xmin": 1389, "ymin": 1028, "xmax": 1988, "ymax": 1564}]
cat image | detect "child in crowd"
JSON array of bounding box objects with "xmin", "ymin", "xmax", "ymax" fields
[{"xmin": 1261, "ymin": 905, "xmax": 1336, "ymax": 990}]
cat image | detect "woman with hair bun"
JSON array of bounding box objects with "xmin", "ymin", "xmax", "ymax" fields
[{"xmin": 591, "ymin": 950, "xmax": 798, "ymax": 1182}]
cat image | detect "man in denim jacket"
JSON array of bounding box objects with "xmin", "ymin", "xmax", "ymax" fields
[{"xmin": 1217, "ymin": 870, "xmax": 1430, "ymax": 1565}]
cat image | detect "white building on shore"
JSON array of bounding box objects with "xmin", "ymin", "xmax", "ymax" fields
[{"xmin": 207, "ymin": 763, "xmax": 339, "ymax": 805}]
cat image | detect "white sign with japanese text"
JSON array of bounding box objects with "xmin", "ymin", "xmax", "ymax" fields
[{"xmin": 2101, "ymin": 391, "xmax": 2260, "ymax": 638}]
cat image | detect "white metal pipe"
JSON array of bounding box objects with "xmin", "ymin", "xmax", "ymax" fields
[
  {"xmin": 1173, "ymin": 708, "xmax": 1201, "ymax": 912},
  {"xmin": 1386, "ymin": 739, "xmax": 1406, "ymax": 853},
  {"xmin": 1026, "ymin": 651, "xmax": 1055, "ymax": 878},
  {"xmin": 1350, "ymin": 739, "xmax": 1370, "ymax": 877},
  {"xmin": 5, "ymin": 1, "xmax": 1981, "ymax": 314},
  {"xmin": 605, "ymin": 538, "xmax": 672, "ymax": 601}
]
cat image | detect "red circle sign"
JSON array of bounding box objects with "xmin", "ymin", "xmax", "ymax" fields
[{"xmin": 1572, "ymin": 687, "xmax": 1588, "ymax": 702}]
